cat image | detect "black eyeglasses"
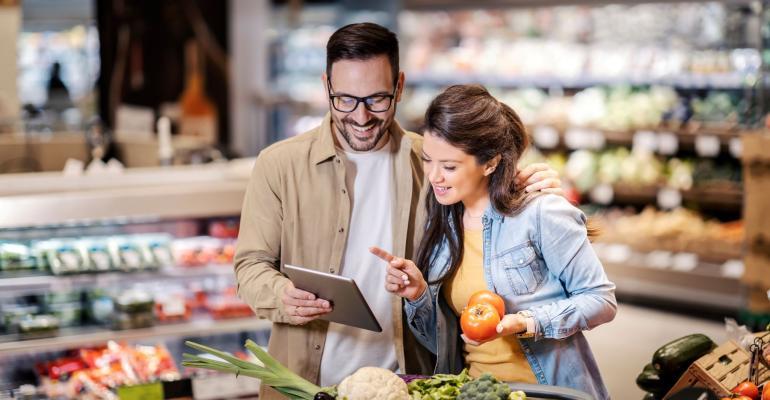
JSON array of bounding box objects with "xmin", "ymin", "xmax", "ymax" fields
[{"xmin": 327, "ymin": 80, "xmax": 397, "ymax": 113}]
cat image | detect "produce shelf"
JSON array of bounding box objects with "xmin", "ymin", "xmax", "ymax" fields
[
  {"xmin": 607, "ymin": 184, "xmax": 743, "ymax": 212},
  {"xmin": 0, "ymin": 317, "xmax": 270, "ymax": 357},
  {"xmin": 599, "ymin": 254, "xmax": 743, "ymax": 315},
  {"xmin": 407, "ymin": 72, "xmax": 753, "ymax": 90},
  {"xmin": 0, "ymin": 265, "xmax": 236, "ymax": 297},
  {"xmin": 403, "ymin": 0, "xmax": 756, "ymax": 11}
]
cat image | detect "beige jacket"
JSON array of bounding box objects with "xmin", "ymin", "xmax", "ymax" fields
[{"xmin": 234, "ymin": 113, "xmax": 433, "ymax": 399}]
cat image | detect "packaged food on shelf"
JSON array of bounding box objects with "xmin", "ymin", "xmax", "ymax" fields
[
  {"xmin": 36, "ymin": 239, "xmax": 88, "ymax": 275},
  {"xmin": 112, "ymin": 310, "xmax": 155, "ymax": 330},
  {"xmin": 36, "ymin": 341, "xmax": 180, "ymax": 399},
  {"xmin": 112, "ymin": 289, "xmax": 155, "ymax": 330},
  {"xmin": 79, "ymin": 238, "xmax": 113, "ymax": 272},
  {"xmin": 86, "ymin": 289, "xmax": 114, "ymax": 325},
  {"xmin": 107, "ymin": 236, "xmax": 152, "ymax": 272},
  {"xmin": 154, "ymin": 289, "xmax": 192, "ymax": 323},
  {"xmin": 142, "ymin": 235, "xmax": 174, "ymax": 267},
  {"xmin": 18, "ymin": 315, "xmax": 60, "ymax": 338},
  {"xmin": 205, "ymin": 287, "xmax": 253, "ymax": 320},
  {"xmin": 0, "ymin": 242, "xmax": 37, "ymax": 271},
  {"xmin": 46, "ymin": 302, "xmax": 83, "ymax": 328},
  {"xmin": 208, "ymin": 219, "xmax": 239, "ymax": 239},
  {"xmin": 172, "ymin": 236, "xmax": 235, "ymax": 267},
  {"xmin": 1, "ymin": 304, "xmax": 41, "ymax": 334},
  {"xmin": 113, "ymin": 289, "xmax": 154, "ymax": 314}
]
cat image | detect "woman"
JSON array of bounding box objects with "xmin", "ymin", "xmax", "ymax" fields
[{"xmin": 371, "ymin": 84, "xmax": 616, "ymax": 399}]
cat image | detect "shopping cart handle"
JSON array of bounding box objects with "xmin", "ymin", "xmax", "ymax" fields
[{"xmin": 507, "ymin": 383, "xmax": 594, "ymax": 400}]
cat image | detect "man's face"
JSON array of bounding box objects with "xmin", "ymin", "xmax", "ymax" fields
[{"xmin": 325, "ymin": 55, "xmax": 403, "ymax": 152}]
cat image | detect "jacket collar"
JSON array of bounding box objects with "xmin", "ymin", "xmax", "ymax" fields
[
  {"xmin": 311, "ymin": 112, "xmax": 411, "ymax": 164},
  {"xmin": 483, "ymin": 204, "xmax": 505, "ymax": 222}
]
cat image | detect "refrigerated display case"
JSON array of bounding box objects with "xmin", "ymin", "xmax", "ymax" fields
[{"xmin": 0, "ymin": 160, "xmax": 269, "ymax": 397}]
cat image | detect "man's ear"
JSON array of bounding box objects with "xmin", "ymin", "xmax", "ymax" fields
[
  {"xmin": 484, "ymin": 154, "xmax": 502, "ymax": 176},
  {"xmin": 395, "ymin": 71, "xmax": 406, "ymax": 102},
  {"xmin": 322, "ymin": 73, "xmax": 329, "ymax": 93}
]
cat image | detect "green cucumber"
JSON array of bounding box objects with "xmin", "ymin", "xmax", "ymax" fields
[
  {"xmin": 652, "ymin": 334, "xmax": 715, "ymax": 376},
  {"xmin": 636, "ymin": 363, "xmax": 673, "ymax": 395}
]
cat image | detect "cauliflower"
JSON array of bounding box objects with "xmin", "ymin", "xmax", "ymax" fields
[{"xmin": 337, "ymin": 367, "xmax": 410, "ymax": 400}]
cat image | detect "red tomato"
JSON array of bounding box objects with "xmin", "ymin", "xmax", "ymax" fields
[
  {"xmin": 733, "ymin": 381, "xmax": 759, "ymax": 399},
  {"xmin": 467, "ymin": 290, "xmax": 505, "ymax": 318},
  {"xmin": 461, "ymin": 302, "xmax": 501, "ymax": 342}
]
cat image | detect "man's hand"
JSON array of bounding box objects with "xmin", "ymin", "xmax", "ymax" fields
[
  {"xmin": 461, "ymin": 313, "xmax": 527, "ymax": 346},
  {"xmin": 516, "ymin": 163, "xmax": 562, "ymax": 195},
  {"xmin": 369, "ymin": 246, "xmax": 427, "ymax": 302},
  {"xmin": 281, "ymin": 281, "xmax": 332, "ymax": 325}
]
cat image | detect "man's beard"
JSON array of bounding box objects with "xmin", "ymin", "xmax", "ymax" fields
[{"xmin": 335, "ymin": 115, "xmax": 391, "ymax": 152}]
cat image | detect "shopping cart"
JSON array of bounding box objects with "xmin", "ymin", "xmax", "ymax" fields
[{"xmin": 507, "ymin": 383, "xmax": 594, "ymax": 400}]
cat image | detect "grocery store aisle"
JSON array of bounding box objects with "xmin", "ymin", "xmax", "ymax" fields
[{"xmin": 585, "ymin": 303, "xmax": 727, "ymax": 399}]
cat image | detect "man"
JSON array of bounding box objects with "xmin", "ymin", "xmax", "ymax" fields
[{"xmin": 234, "ymin": 22, "xmax": 560, "ymax": 399}]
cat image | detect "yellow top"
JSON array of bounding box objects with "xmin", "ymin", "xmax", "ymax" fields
[{"xmin": 443, "ymin": 229, "xmax": 537, "ymax": 383}]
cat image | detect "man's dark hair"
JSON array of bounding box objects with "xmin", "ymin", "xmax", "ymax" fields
[{"xmin": 326, "ymin": 22, "xmax": 399, "ymax": 83}]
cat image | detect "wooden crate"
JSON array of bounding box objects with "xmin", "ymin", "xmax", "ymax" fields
[{"xmin": 664, "ymin": 332, "xmax": 770, "ymax": 399}]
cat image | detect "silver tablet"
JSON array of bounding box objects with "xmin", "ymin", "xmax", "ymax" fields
[{"xmin": 283, "ymin": 264, "xmax": 382, "ymax": 332}]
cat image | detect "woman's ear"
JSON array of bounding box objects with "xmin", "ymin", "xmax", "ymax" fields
[{"xmin": 484, "ymin": 154, "xmax": 502, "ymax": 176}]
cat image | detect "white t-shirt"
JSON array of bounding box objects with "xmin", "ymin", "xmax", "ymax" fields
[{"xmin": 318, "ymin": 143, "xmax": 398, "ymax": 387}]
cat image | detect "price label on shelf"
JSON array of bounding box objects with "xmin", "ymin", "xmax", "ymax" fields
[
  {"xmin": 657, "ymin": 187, "xmax": 682, "ymax": 210},
  {"xmin": 632, "ymin": 130, "xmax": 657, "ymax": 154},
  {"xmin": 589, "ymin": 183, "xmax": 614, "ymax": 205},
  {"xmin": 720, "ymin": 259, "xmax": 744, "ymax": 278},
  {"xmin": 729, "ymin": 137, "xmax": 742, "ymax": 158},
  {"xmin": 603, "ymin": 244, "xmax": 632, "ymax": 264},
  {"xmin": 533, "ymin": 125, "xmax": 560, "ymax": 149},
  {"xmin": 671, "ymin": 252, "xmax": 698, "ymax": 272},
  {"xmin": 645, "ymin": 250, "xmax": 673, "ymax": 269},
  {"xmin": 565, "ymin": 128, "xmax": 605, "ymax": 150},
  {"xmin": 695, "ymin": 135, "xmax": 720, "ymax": 157},
  {"xmin": 117, "ymin": 382, "xmax": 164, "ymax": 400},
  {"xmin": 656, "ymin": 132, "xmax": 679, "ymax": 155}
]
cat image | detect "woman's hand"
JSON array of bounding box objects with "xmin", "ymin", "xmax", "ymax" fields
[
  {"xmin": 516, "ymin": 163, "xmax": 562, "ymax": 195},
  {"xmin": 369, "ymin": 246, "xmax": 427, "ymax": 302},
  {"xmin": 461, "ymin": 313, "xmax": 528, "ymax": 346}
]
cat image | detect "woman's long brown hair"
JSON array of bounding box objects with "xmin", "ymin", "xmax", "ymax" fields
[{"xmin": 415, "ymin": 84, "xmax": 532, "ymax": 284}]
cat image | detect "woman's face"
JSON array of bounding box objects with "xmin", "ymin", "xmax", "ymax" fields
[{"xmin": 422, "ymin": 131, "xmax": 494, "ymax": 207}]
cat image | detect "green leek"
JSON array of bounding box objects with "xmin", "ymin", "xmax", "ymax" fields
[{"xmin": 182, "ymin": 340, "xmax": 324, "ymax": 400}]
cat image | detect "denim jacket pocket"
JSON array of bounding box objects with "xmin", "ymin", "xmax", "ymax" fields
[{"xmin": 495, "ymin": 243, "xmax": 544, "ymax": 295}]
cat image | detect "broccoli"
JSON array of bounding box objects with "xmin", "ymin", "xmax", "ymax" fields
[{"xmin": 457, "ymin": 373, "xmax": 512, "ymax": 400}]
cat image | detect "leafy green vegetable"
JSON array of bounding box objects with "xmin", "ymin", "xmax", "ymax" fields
[
  {"xmin": 407, "ymin": 369, "xmax": 472, "ymax": 400},
  {"xmin": 183, "ymin": 340, "xmax": 326, "ymax": 400},
  {"xmin": 457, "ymin": 373, "xmax": 511, "ymax": 400}
]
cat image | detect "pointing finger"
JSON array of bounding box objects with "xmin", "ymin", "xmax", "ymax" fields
[{"xmin": 369, "ymin": 246, "xmax": 395, "ymax": 262}]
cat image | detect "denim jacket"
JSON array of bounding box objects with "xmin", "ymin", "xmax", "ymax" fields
[{"xmin": 404, "ymin": 194, "xmax": 617, "ymax": 400}]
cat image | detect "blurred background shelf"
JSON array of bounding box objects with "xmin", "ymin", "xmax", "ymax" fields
[
  {"xmin": 0, "ymin": 317, "xmax": 270, "ymax": 357},
  {"xmin": 0, "ymin": 265, "xmax": 235, "ymax": 298},
  {"xmin": 407, "ymin": 73, "xmax": 756, "ymax": 90},
  {"xmin": 600, "ymin": 257, "xmax": 744, "ymax": 316}
]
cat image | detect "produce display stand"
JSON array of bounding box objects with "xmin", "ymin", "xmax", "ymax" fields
[{"xmin": 663, "ymin": 331, "xmax": 770, "ymax": 398}]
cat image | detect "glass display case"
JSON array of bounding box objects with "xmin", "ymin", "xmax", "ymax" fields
[{"xmin": 0, "ymin": 160, "xmax": 269, "ymax": 397}]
